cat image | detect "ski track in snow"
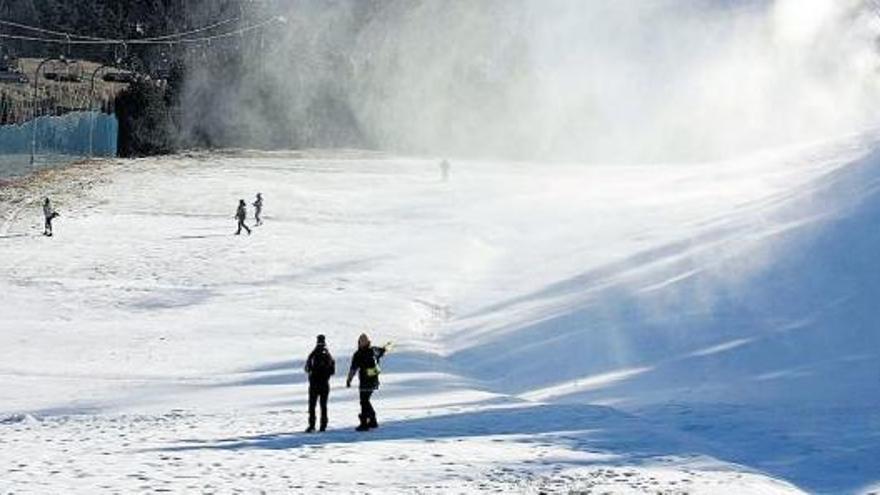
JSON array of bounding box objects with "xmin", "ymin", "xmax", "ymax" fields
[{"xmin": 1, "ymin": 142, "xmax": 878, "ymax": 493}]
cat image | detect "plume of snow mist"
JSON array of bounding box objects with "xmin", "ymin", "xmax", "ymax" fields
[{"xmin": 184, "ymin": 0, "xmax": 880, "ymax": 163}]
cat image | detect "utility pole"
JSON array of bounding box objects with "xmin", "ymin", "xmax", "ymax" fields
[
  {"xmin": 88, "ymin": 62, "xmax": 113, "ymax": 158},
  {"xmin": 0, "ymin": 0, "xmax": 6, "ymax": 61},
  {"xmin": 31, "ymin": 57, "xmax": 62, "ymax": 167}
]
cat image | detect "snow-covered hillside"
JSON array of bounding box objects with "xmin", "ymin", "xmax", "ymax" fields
[{"xmin": 1, "ymin": 135, "xmax": 878, "ymax": 493}]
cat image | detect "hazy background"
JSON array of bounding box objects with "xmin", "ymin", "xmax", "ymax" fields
[{"xmin": 181, "ymin": 0, "xmax": 880, "ymax": 163}]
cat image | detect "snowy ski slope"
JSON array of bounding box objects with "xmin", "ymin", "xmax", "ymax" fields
[{"xmin": 1, "ymin": 134, "xmax": 879, "ymax": 493}]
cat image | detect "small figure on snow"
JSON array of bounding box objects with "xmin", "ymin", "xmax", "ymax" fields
[
  {"xmin": 439, "ymin": 159, "xmax": 451, "ymax": 182},
  {"xmin": 346, "ymin": 333, "xmax": 391, "ymax": 431},
  {"xmin": 235, "ymin": 199, "xmax": 251, "ymax": 236},
  {"xmin": 304, "ymin": 334, "xmax": 336, "ymax": 433},
  {"xmin": 42, "ymin": 197, "xmax": 59, "ymax": 237},
  {"xmin": 253, "ymin": 193, "xmax": 264, "ymax": 226}
]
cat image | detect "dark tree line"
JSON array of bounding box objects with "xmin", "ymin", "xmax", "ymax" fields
[
  {"xmin": 0, "ymin": 0, "xmax": 249, "ymax": 66},
  {"xmin": 1, "ymin": 0, "xmax": 371, "ymax": 156},
  {"xmin": 114, "ymin": 63, "xmax": 186, "ymax": 157},
  {"xmin": 2, "ymin": 0, "xmax": 243, "ymax": 43},
  {"xmin": 0, "ymin": 0, "xmax": 263, "ymax": 156}
]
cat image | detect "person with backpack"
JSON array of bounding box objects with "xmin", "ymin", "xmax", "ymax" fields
[
  {"xmin": 346, "ymin": 333, "xmax": 389, "ymax": 431},
  {"xmin": 253, "ymin": 193, "xmax": 264, "ymax": 226},
  {"xmin": 42, "ymin": 197, "xmax": 59, "ymax": 237},
  {"xmin": 234, "ymin": 199, "xmax": 251, "ymax": 235},
  {"xmin": 304, "ymin": 334, "xmax": 335, "ymax": 432}
]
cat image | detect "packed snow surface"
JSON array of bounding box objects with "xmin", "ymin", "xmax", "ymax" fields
[{"xmin": 1, "ymin": 136, "xmax": 879, "ymax": 493}]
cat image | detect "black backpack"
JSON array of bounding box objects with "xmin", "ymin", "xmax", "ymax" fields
[{"xmin": 310, "ymin": 349, "xmax": 335, "ymax": 378}]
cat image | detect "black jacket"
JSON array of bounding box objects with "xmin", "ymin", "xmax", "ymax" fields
[
  {"xmin": 350, "ymin": 346, "xmax": 386, "ymax": 391},
  {"xmin": 305, "ymin": 345, "xmax": 335, "ymax": 384}
]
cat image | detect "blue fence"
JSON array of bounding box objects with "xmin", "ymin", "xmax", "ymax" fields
[{"xmin": 0, "ymin": 111, "xmax": 117, "ymax": 180}]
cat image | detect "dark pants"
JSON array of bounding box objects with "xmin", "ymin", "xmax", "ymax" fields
[
  {"xmin": 308, "ymin": 382, "xmax": 329, "ymax": 429},
  {"xmin": 359, "ymin": 390, "xmax": 376, "ymax": 426},
  {"xmin": 44, "ymin": 217, "xmax": 53, "ymax": 235},
  {"xmin": 236, "ymin": 218, "xmax": 251, "ymax": 235}
]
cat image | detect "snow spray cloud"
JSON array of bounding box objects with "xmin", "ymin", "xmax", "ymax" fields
[{"xmin": 183, "ymin": 0, "xmax": 880, "ymax": 162}]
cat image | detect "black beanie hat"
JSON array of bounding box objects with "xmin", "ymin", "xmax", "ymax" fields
[{"xmin": 317, "ymin": 334, "xmax": 326, "ymax": 345}]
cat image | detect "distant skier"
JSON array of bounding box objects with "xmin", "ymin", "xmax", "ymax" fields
[
  {"xmin": 253, "ymin": 193, "xmax": 264, "ymax": 226},
  {"xmin": 346, "ymin": 333, "xmax": 390, "ymax": 431},
  {"xmin": 42, "ymin": 197, "xmax": 59, "ymax": 237},
  {"xmin": 235, "ymin": 199, "xmax": 251, "ymax": 235},
  {"xmin": 439, "ymin": 159, "xmax": 451, "ymax": 182},
  {"xmin": 304, "ymin": 334, "xmax": 336, "ymax": 433}
]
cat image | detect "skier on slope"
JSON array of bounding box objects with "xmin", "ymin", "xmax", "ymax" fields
[
  {"xmin": 346, "ymin": 333, "xmax": 390, "ymax": 431},
  {"xmin": 304, "ymin": 334, "xmax": 336, "ymax": 433},
  {"xmin": 253, "ymin": 193, "xmax": 264, "ymax": 226},
  {"xmin": 439, "ymin": 159, "xmax": 451, "ymax": 182},
  {"xmin": 42, "ymin": 197, "xmax": 59, "ymax": 237},
  {"xmin": 234, "ymin": 199, "xmax": 251, "ymax": 235}
]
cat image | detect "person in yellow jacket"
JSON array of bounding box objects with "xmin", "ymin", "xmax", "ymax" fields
[{"xmin": 346, "ymin": 333, "xmax": 390, "ymax": 431}]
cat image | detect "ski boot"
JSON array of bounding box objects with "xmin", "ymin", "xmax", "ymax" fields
[{"xmin": 355, "ymin": 414, "xmax": 370, "ymax": 432}]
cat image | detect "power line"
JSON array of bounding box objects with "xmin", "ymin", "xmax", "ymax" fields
[
  {"xmin": 0, "ymin": 33, "xmax": 89, "ymax": 44},
  {"xmin": 138, "ymin": 17, "xmax": 238, "ymax": 42},
  {"xmin": 0, "ymin": 17, "xmax": 283, "ymax": 46},
  {"xmin": 0, "ymin": 19, "xmax": 110, "ymax": 41},
  {"xmin": 131, "ymin": 17, "xmax": 282, "ymax": 45},
  {"xmin": 0, "ymin": 15, "xmax": 255, "ymax": 45}
]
